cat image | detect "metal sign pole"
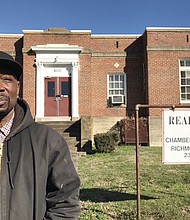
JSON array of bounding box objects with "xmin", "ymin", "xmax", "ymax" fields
[{"xmin": 135, "ymin": 105, "xmax": 140, "ymax": 220}]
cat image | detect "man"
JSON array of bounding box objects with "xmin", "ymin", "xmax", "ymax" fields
[{"xmin": 0, "ymin": 51, "xmax": 81, "ymax": 219}]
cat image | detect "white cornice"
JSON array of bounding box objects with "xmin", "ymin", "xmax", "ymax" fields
[
  {"xmin": 91, "ymin": 34, "xmax": 141, "ymax": 38},
  {"xmin": 146, "ymin": 27, "xmax": 190, "ymax": 32},
  {"xmin": 70, "ymin": 30, "xmax": 91, "ymax": 33},
  {"xmin": 31, "ymin": 44, "xmax": 83, "ymax": 52},
  {"xmin": 23, "ymin": 29, "xmax": 92, "ymax": 34},
  {"xmin": 0, "ymin": 34, "xmax": 23, "ymax": 37},
  {"xmin": 23, "ymin": 30, "xmax": 44, "ymax": 33}
]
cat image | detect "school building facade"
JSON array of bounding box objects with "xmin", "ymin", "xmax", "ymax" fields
[{"xmin": 1, "ymin": 27, "xmax": 190, "ymax": 147}]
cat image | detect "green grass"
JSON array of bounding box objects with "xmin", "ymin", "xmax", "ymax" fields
[{"xmin": 78, "ymin": 146, "xmax": 190, "ymax": 220}]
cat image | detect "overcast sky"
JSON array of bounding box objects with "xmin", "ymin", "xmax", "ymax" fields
[{"xmin": 1, "ymin": 0, "xmax": 190, "ymax": 35}]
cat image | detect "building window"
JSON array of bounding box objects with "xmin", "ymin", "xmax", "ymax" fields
[
  {"xmin": 180, "ymin": 59, "xmax": 190, "ymax": 102},
  {"xmin": 108, "ymin": 73, "xmax": 126, "ymax": 106}
]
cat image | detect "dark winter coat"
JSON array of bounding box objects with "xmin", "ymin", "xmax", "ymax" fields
[{"xmin": 0, "ymin": 98, "xmax": 81, "ymax": 219}]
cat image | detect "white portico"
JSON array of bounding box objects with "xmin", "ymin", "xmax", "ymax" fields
[{"xmin": 31, "ymin": 44, "xmax": 82, "ymax": 121}]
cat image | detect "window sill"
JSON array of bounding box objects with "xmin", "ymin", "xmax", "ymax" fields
[{"xmin": 108, "ymin": 104, "xmax": 126, "ymax": 108}]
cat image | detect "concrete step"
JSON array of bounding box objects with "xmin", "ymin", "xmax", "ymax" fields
[
  {"xmin": 41, "ymin": 121, "xmax": 80, "ymax": 138},
  {"xmin": 39, "ymin": 120, "xmax": 80, "ymax": 152}
]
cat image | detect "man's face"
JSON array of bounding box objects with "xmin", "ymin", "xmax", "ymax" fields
[{"xmin": 0, "ymin": 73, "xmax": 20, "ymax": 117}]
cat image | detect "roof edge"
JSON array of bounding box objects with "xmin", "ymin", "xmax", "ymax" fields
[
  {"xmin": 146, "ymin": 27, "xmax": 190, "ymax": 32},
  {"xmin": 91, "ymin": 34, "xmax": 141, "ymax": 38},
  {"xmin": 0, "ymin": 34, "xmax": 23, "ymax": 37}
]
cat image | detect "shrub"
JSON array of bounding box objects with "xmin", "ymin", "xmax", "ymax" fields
[{"xmin": 94, "ymin": 132, "xmax": 120, "ymax": 153}]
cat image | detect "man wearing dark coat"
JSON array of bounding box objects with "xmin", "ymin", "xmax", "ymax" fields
[{"xmin": 0, "ymin": 51, "xmax": 81, "ymax": 219}]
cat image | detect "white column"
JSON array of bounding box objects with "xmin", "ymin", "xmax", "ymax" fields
[
  {"xmin": 71, "ymin": 62, "xmax": 79, "ymax": 119},
  {"xmin": 35, "ymin": 61, "xmax": 45, "ymax": 118}
]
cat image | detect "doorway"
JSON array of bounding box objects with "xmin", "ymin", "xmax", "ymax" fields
[{"xmin": 44, "ymin": 77, "xmax": 71, "ymax": 116}]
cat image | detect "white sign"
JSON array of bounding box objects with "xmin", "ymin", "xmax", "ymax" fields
[{"xmin": 162, "ymin": 109, "xmax": 190, "ymax": 164}]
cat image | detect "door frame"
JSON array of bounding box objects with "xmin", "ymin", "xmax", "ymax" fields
[
  {"xmin": 37, "ymin": 63, "xmax": 71, "ymax": 119},
  {"xmin": 32, "ymin": 44, "xmax": 82, "ymax": 121}
]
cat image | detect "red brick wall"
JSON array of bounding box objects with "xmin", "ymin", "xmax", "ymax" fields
[
  {"xmin": 22, "ymin": 53, "xmax": 36, "ymax": 115},
  {"xmin": 90, "ymin": 37, "xmax": 137, "ymax": 52},
  {"xmin": 3, "ymin": 29, "xmax": 190, "ymax": 119},
  {"xmin": 0, "ymin": 35, "xmax": 23, "ymax": 96},
  {"xmin": 0, "ymin": 36, "xmax": 22, "ymax": 52},
  {"xmin": 148, "ymin": 52, "xmax": 179, "ymax": 104},
  {"xmin": 90, "ymin": 56, "xmax": 126, "ymax": 117},
  {"xmin": 147, "ymin": 30, "xmax": 190, "ymax": 47},
  {"xmin": 22, "ymin": 30, "xmax": 139, "ymax": 118},
  {"xmin": 23, "ymin": 32, "xmax": 138, "ymax": 53},
  {"xmin": 125, "ymin": 57, "xmax": 145, "ymax": 114},
  {"xmin": 78, "ymin": 53, "xmax": 92, "ymax": 116},
  {"xmin": 146, "ymin": 29, "xmax": 190, "ymax": 116},
  {"xmin": 125, "ymin": 36, "xmax": 145, "ymax": 116},
  {"xmin": 23, "ymin": 32, "xmax": 92, "ymax": 49}
]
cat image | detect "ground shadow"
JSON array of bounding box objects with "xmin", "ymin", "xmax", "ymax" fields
[{"xmin": 80, "ymin": 188, "xmax": 156, "ymax": 203}]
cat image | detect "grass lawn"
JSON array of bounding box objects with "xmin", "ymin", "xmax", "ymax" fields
[{"xmin": 78, "ymin": 146, "xmax": 190, "ymax": 220}]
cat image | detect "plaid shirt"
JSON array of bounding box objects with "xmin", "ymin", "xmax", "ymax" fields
[
  {"xmin": 0, "ymin": 113, "xmax": 14, "ymax": 143},
  {"xmin": 0, "ymin": 113, "xmax": 14, "ymax": 172}
]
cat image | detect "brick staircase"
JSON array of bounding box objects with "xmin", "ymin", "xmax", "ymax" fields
[{"xmin": 39, "ymin": 120, "xmax": 82, "ymax": 168}]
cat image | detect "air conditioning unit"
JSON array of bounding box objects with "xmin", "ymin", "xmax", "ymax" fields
[{"xmin": 110, "ymin": 95, "xmax": 124, "ymax": 104}]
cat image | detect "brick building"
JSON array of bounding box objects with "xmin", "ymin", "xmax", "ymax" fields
[{"xmin": 1, "ymin": 27, "xmax": 190, "ymax": 148}]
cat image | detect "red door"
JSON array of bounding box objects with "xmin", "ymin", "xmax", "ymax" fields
[{"xmin": 44, "ymin": 77, "xmax": 71, "ymax": 116}]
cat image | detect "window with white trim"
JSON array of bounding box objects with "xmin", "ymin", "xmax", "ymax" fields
[
  {"xmin": 108, "ymin": 73, "xmax": 126, "ymax": 106},
  {"xmin": 180, "ymin": 59, "xmax": 190, "ymax": 102}
]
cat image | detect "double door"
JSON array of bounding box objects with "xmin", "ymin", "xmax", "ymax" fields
[{"xmin": 44, "ymin": 77, "xmax": 71, "ymax": 116}]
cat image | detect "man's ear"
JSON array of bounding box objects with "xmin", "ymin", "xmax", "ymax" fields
[{"xmin": 17, "ymin": 81, "xmax": 20, "ymax": 96}]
